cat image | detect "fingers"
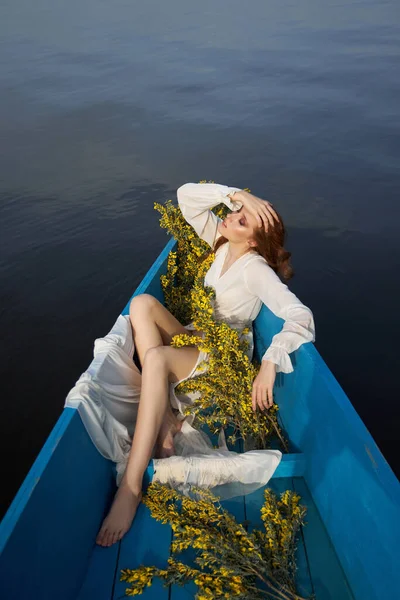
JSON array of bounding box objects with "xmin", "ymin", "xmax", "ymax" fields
[
  {"xmin": 250, "ymin": 202, "xmax": 268, "ymax": 230},
  {"xmin": 257, "ymin": 386, "xmax": 269, "ymax": 411},
  {"xmin": 261, "ymin": 205, "xmax": 280, "ymax": 230},
  {"xmin": 266, "ymin": 202, "xmax": 280, "ymax": 223},
  {"xmin": 257, "ymin": 202, "xmax": 279, "ymax": 232},
  {"xmin": 252, "ymin": 386, "xmax": 257, "ymax": 412},
  {"xmin": 261, "ymin": 209, "xmax": 273, "ymax": 230},
  {"xmin": 264, "ymin": 389, "xmax": 273, "ymax": 409},
  {"xmin": 267, "ymin": 387, "xmax": 274, "ymax": 408},
  {"xmin": 252, "ymin": 385, "xmax": 274, "ymax": 412},
  {"xmin": 243, "ymin": 192, "xmax": 279, "ymax": 230},
  {"xmin": 256, "ymin": 210, "xmax": 268, "ymax": 231}
]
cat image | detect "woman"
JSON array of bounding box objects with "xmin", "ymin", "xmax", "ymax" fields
[{"xmin": 96, "ymin": 182, "xmax": 315, "ymax": 547}]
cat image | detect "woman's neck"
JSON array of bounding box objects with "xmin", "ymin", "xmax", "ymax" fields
[{"xmin": 226, "ymin": 242, "xmax": 253, "ymax": 261}]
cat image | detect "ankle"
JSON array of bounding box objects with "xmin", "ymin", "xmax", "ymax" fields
[{"xmin": 119, "ymin": 478, "xmax": 142, "ymax": 498}]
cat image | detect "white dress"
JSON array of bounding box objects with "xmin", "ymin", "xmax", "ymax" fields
[{"xmin": 169, "ymin": 182, "xmax": 316, "ymax": 417}]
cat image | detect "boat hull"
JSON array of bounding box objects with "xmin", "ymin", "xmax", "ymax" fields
[{"xmin": 1, "ymin": 237, "xmax": 399, "ymax": 599}]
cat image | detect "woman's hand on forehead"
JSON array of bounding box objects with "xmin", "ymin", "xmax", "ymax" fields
[{"xmin": 232, "ymin": 191, "xmax": 279, "ymax": 231}]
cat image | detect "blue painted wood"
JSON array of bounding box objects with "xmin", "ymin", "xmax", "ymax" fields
[
  {"xmin": 283, "ymin": 480, "xmax": 315, "ymax": 600},
  {"xmin": 121, "ymin": 237, "xmax": 176, "ymax": 313},
  {"xmin": 272, "ymin": 453, "xmax": 305, "ymax": 478},
  {"xmin": 0, "ymin": 407, "xmax": 75, "ymax": 554},
  {"xmin": 0, "ymin": 409, "xmax": 116, "ymax": 600},
  {"xmin": 170, "ymin": 494, "xmax": 246, "ymax": 600},
  {"xmin": 221, "ymin": 494, "xmax": 246, "ymax": 524},
  {"xmin": 272, "ymin": 478, "xmax": 314, "ymax": 599},
  {"xmin": 292, "ymin": 477, "xmax": 353, "ymax": 600},
  {"xmin": 76, "ymin": 464, "xmax": 158, "ymax": 600},
  {"xmin": 76, "ymin": 543, "xmax": 120, "ymax": 600},
  {"xmin": 169, "ymin": 546, "xmax": 197, "ymax": 600},
  {"xmin": 113, "ymin": 501, "xmax": 172, "ymax": 600},
  {"xmin": 253, "ymin": 306, "xmax": 400, "ymax": 599},
  {"xmin": 244, "ymin": 478, "xmax": 313, "ymax": 598}
]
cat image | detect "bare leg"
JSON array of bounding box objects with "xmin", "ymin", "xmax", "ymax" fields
[
  {"xmin": 129, "ymin": 293, "xmax": 193, "ymax": 367},
  {"xmin": 128, "ymin": 294, "xmax": 198, "ymax": 455},
  {"xmin": 96, "ymin": 344, "xmax": 199, "ymax": 546}
]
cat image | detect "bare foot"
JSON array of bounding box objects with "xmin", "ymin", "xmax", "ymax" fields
[
  {"xmin": 96, "ymin": 484, "xmax": 142, "ymax": 547},
  {"xmin": 156, "ymin": 414, "xmax": 182, "ymax": 458}
]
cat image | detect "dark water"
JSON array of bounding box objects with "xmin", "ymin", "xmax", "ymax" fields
[{"xmin": 1, "ymin": 0, "xmax": 399, "ymax": 516}]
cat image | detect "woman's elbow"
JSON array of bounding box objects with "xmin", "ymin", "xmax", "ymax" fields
[
  {"xmin": 292, "ymin": 305, "xmax": 316, "ymax": 343},
  {"xmin": 305, "ymin": 307, "xmax": 316, "ymax": 342},
  {"xmin": 177, "ymin": 182, "xmax": 193, "ymax": 197}
]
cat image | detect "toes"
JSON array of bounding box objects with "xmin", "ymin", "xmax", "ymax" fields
[
  {"xmin": 116, "ymin": 529, "xmax": 124, "ymax": 542},
  {"xmin": 111, "ymin": 530, "xmax": 120, "ymax": 546},
  {"xmin": 98, "ymin": 527, "xmax": 111, "ymax": 547},
  {"xmin": 107, "ymin": 530, "xmax": 115, "ymax": 547},
  {"xmin": 96, "ymin": 525, "xmax": 107, "ymax": 546}
]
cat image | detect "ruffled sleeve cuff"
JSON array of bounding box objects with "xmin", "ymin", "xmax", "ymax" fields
[
  {"xmin": 221, "ymin": 187, "xmax": 243, "ymax": 212},
  {"xmin": 262, "ymin": 346, "xmax": 294, "ymax": 374}
]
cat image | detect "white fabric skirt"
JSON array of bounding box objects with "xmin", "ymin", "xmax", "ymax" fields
[{"xmin": 65, "ymin": 314, "xmax": 281, "ymax": 493}]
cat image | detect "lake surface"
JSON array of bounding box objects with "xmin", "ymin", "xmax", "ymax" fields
[{"xmin": 1, "ymin": 0, "xmax": 399, "ymax": 516}]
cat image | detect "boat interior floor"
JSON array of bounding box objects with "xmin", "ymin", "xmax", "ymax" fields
[{"xmin": 77, "ymin": 476, "xmax": 354, "ymax": 600}]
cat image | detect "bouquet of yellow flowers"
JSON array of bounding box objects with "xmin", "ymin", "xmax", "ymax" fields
[
  {"xmin": 154, "ymin": 183, "xmax": 287, "ymax": 451},
  {"xmin": 121, "ymin": 483, "xmax": 309, "ymax": 600},
  {"xmin": 122, "ymin": 187, "xmax": 309, "ymax": 600}
]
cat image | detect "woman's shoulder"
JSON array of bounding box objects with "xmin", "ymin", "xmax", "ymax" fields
[
  {"xmin": 245, "ymin": 252, "xmax": 269, "ymax": 269},
  {"xmin": 243, "ymin": 252, "xmax": 281, "ymax": 283}
]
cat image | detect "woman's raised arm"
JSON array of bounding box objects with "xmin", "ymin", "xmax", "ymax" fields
[{"xmin": 177, "ymin": 182, "xmax": 243, "ymax": 247}]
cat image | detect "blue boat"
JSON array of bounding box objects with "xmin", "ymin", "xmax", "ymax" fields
[{"xmin": 1, "ymin": 236, "xmax": 399, "ymax": 600}]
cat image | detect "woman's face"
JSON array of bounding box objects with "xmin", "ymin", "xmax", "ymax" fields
[{"xmin": 217, "ymin": 206, "xmax": 259, "ymax": 245}]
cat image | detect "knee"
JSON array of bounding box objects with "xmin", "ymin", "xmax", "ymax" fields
[
  {"xmin": 129, "ymin": 293, "xmax": 158, "ymax": 321},
  {"xmin": 142, "ymin": 346, "xmax": 168, "ymax": 371}
]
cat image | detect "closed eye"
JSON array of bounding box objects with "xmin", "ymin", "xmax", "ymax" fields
[{"xmin": 234, "ymin": 206, "xmax": 247, "ymax": 226}]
